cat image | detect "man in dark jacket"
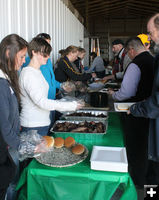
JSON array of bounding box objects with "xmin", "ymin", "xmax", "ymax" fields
[
  {"xmin": 109, "ymin": 37, "xmax": 154, "ymax": 188},
  {"xmin": 129, "ymin": 13, "xmax": 159, "ymax": 184}
]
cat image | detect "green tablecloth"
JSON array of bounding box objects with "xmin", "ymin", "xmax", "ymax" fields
[{"xmin": 17, "ymin": 112, "xmax": 137, "ymax": 200}]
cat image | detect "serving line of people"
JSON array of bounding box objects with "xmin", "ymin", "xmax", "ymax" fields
[
  {"xmin": 1, "ymin": 14, "xmax": 159, "ymax": 200},
  {"xmin": 128, "ymin": 13, "xmax": 159, "ymax": 185},
  {"xmin": 108, "ymin": 37, "xmax": 154, "ymax": 188},
  {"xmin": 106, "ymin": 28, "xmax": 159, "ymax": 188},
  {"xmin": 0, "ymin": 34, "xmax": 85, "ymax": 200}
]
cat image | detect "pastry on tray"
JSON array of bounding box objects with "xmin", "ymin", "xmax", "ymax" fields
[
  {"xmin": 64, "ymin": 136, "xmax": 75, "ymax": 148},
  {"xmin": 43, "ymin": 136, "xmax": 54, "ymax": 148},
  {"xmin": 72, "ymin": 144, "xmax": 85, "ymax": 155},
  {"xmin": 54, "ymin": 137, "xmax": 65, "ymax": 148}
]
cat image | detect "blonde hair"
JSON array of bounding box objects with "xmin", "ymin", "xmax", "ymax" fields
[{"xmin": 64, "ymin": 45, "xmax": 78, "ymax": 55}]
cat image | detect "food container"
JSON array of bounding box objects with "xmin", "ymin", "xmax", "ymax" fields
[
  {"xmin": 114, "ymin": 102, "xmax": 135, "ymax": 112},
  {"xmin": 90, "ymin": 146, "xmax": 128, "ymax": 172},
  {"xmin": 89, "ymin": 91, "xmax": 108, "ymax": 107},
  {"xmin": 36, "ymin": 145, "xmax": 88, "ymax": 168},
  {"xmin": 50, "ymin": 120, "xmax": 107, "ymax": 140},
  {"xmin": 62, "ymin": 109, "xmax": 108, "ymax": 121}
]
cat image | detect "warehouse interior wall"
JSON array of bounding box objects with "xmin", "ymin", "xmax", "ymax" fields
[{"xmin": 0, "ymin": 0, "xmax": 84, "ymax": 64}]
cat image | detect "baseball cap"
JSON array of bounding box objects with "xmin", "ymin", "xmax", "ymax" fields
[
  {"xmin": 112, "ymin": 39, "xmax": 124, "ymax": 46},
  {"xmin": 137, "ymin": 34, "xmax": 150, "ymax": 45}
]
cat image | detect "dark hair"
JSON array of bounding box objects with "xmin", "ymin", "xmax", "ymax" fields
[
  {"xmin": 125, "ymin": 37, "xmax": 144, "ymax": 51},
  {"xmin": 0, "ymin": 34, "xmax": 28, "ymax": 103},
  {"xmin": 28, "ymin": 37, "xmax": 52, "ymax": 58},
  {"xmin": 112, "ymin": 39, "xmax": 124, "ymax": 46},
  {"xmin": 78, "ymin": 47, "xmax": 86, "ymax": 53},
  {"xmin": 36, "ymin": 33, "xmax": 51, "ymax": 40},
  {"xmin": 90, "ymin": 52, "xmax": 97, "ymax": 60}
]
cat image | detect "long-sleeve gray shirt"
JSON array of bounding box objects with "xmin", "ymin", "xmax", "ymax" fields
[
  {"xmin": 86, "ymin": 56, "xmax": 105, "ymax": 73},
  {"xmin": 112, "ymin": 63, "xmax": 141, "ymax": 101}
]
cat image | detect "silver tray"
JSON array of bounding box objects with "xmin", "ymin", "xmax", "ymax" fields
[
  {"xmin": 36, "ymin": 145, "xmax": 88, "ymax": 167},
  {"xmin": 62, "ymin": 109, "xmax": 108, "ymax": 121},
  {"xmin": 50, "ymin": 120, "xmax": 107, "ymax": 135}
]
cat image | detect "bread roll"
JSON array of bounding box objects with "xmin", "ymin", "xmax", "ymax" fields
[
  {"xmin": 43, "ymin": 136, "xmax": 54, "ymax": 148},
  {"xmin": 72, "ymin": 144, "xmax": 85, "ymax": 155},
  {"xmin": 54, "ymin": 137, "xmax": 64, "ymax": 148},
  {"xmin": 64, "ymin": 137, "xmax": 75, "ymax": 148},
  {"xmin": 117, "ymin": 104, "xmax": 129, "ymax": 110}
]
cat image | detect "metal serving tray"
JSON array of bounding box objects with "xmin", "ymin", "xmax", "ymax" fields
[
  {"xmin": 36, "ymin": 145, "xmax": 88, "ymax": 168},
  {"xmin": 50, "ymin": 120, "xmax": 107, "ymax": 135},
  {"xmin": 62, "ymin": 110, "xmax": 108, "ymax": 121}
]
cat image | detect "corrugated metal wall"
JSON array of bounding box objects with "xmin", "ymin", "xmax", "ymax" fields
[{"xmin": 0, "ymin": 0, "xmax": 84, "ymax": 63}]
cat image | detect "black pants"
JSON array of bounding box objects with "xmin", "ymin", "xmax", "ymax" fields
[
  {"xmin": 0, "ymin": 188, "xmax": 7, "ymax": 200},
  {"xmin": 146, "ymin": 160, "xmax": 159, "ymax": 184},
  {"xmin": 0, "ymin": 154, "xmax": 16, "ymax": 200},
  {"xmin": 121, "ymin": 113, "xmax": 149, "ymax": 187}
]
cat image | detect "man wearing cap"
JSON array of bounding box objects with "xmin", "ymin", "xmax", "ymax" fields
[
  {"xmin": 129, "ymin": 13, "xmax": 159, "ymax": 184},
  {"xmin": 109, "ymin": 37, "xmax": 154, "ymax": 188},
  {"xmin": 137, "ymin": 33, "xmax": 151, "ymax": 51},
  {"xmin": 103, "ymin": 39, "xmax": 131, "ymax": 81}
]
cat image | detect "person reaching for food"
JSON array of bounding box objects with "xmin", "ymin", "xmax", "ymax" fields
[{"xmin": 19, "ymin": 38, "xmax": 84, "ymax": 136}]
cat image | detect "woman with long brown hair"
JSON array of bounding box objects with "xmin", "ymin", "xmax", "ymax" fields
[{"xmin": 0, "ymin": 34, "xmax": 28, "ymax": 199}]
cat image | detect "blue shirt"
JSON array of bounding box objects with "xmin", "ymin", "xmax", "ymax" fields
[
  {"xmin": 112, "ymin": 63, "xmax": 141, "ymax": 101},
  {"xmin": 22, "ymin": 57, "xmax": 61, "ymax": 100}
]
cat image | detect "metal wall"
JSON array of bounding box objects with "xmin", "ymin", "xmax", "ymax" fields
[{"xmin": 0, "ymin": 0, "xmax": 84, "ymax": 63}]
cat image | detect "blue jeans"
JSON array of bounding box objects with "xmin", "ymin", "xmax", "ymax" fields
[{"xmin": 21, "ymin": 126, "xmax": 49, "ymax": 136}]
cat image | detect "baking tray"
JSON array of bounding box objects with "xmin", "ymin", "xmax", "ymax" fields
[
  {"xmin": 36, "ymin": 145, "xmax": 88, "ymax": 167},
  {"xmin": 50, "ymin": 120, "xmax": 107, "ymax": 135},
  {"xmin": 90, "ymin": 146, "xmax": 128, "ymax": 172},
  {"xmin": 62, "ymin": 109, "xmax": 108, "ymax": 121}
]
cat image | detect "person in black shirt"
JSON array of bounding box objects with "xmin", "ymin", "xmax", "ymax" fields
[{"xmin": 55, "ymin": 45, "xmax": 96, "ymax": 83}]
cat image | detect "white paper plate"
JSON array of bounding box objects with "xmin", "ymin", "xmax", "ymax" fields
[
  {"xmin": 90, "ymin": 146, "xmax": 128, "ymax": 172},
  {"xmin": 114, "ymin": 102, "xmax": 135, "ymax": 112}
]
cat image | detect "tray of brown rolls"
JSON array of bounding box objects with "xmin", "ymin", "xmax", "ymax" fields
[
  {"xmin": 62, "ymin": 109, "xmax": 108, "ymax": 121},
  {"xmin": 36, "ymin": 136, "xmax": 88, "ymax": 167},
  {"xmin": 50, "ymin": 120, "xmax": 107, "ymax": 135}
]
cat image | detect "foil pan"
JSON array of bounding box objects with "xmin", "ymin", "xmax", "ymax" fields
[
  {"xmin": 36, "ymin": 145, "xmax": 88, "ymax": 167},
  {"xmin": 62, "ymin": 110, "xmax": 108, "ymax": 121},
  {"xmin": 50, "ymin": 120, "xmax": 107, "ymax": 135}
]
